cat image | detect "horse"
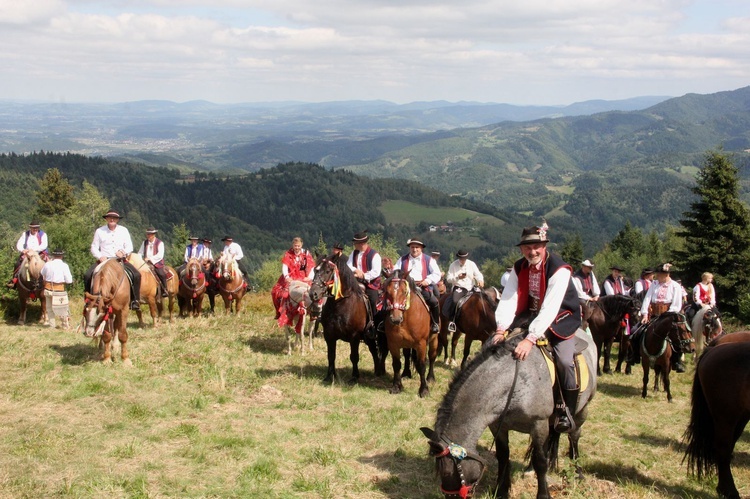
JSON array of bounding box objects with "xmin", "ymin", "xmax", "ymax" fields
[
  {"xmin": 691, "ymin": 305, "xmax": 723, "ymax": 361},
  {"xmin": 279, "ymin": 280, "xmax": 314, "ymax": 356},
  {"xmin": 127, "ymin": 253, "xmax": 162, "ymax": 326},
  {"xmin": 586, "ymin": 294, "xmax": 640, "ymax": 375},
  {"xmin": 162, "ymin": 265, "xmax": 179, "ymax": 322},
  {"xmin": 82, "ymin": 258, "xmax": 132, "ymax": 365},
  {"xmin": 381, "ymin": 269, "xmax": 438, "ymax": 397},
  {"xmin": 177, "ymin": 257, "xmax": 207, "ymax": 317},
  {"xmin": 422, "ymin": 329, "xmax": 597, "ymax": 499},
  {"xmin": 684, "ymin": 339, "xmax": 750, "ymax": 499},
  {"xmin": 215, "ymin": 254, "xmax": 247, "ymax": 314},
  {"xmin": 14, "ymin": 250, "xmax": 47, "ymax": 325},
  {"xmin": 309, "ymin": 254, "xmax": 384, "ymax": 384},
  {"xmin": 438, "ymin": 287, "xmax": 499, "ymax": 369},
  {"xmin": 639, "ymin": 312, "xmax": 695, "ymax": 402}
]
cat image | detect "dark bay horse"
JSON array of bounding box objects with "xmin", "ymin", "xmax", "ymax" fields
[
  {"xmin": 309, "ymin": 254, "xmax": 384, "ymax": 384},
  {"xmin": 15, "ymin": 250, "xmax": 47, "ymax": 325},
  {"xmin": 382, "ymin": 269, "xmax": 438, "ymax": 397},
  {"xmin": 216, "ymin": 254, "xmax": 247, "ymax": 314},
  {"xmin": 422, "ymin": 329, "xmax": 597, "ymax": 499},
  {"xmin": 684, "ymin": 339, "xmax": 750, "ymax": 498},
  {"xmin": 177, "ymin": 257, "xmax": 207, "ymax": 317},
  {"xmin": 586, "ymin": 294, "xmax": 640, "ymax": 375},
  {"xmin": 640, "ymin": 312, "xmax": 694, "ymax": 402},
  {"xmin": 82, "ymin": 259, "xmax": 132, "ymax": 365},
  {"xmin": 438, "ymin": 288, "xmax": 498, "ymax": 369}
]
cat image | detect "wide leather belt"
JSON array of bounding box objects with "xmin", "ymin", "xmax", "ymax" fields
[{"xmin": 44, "ymin": 282, "xmax": 66, "ymax": 291}]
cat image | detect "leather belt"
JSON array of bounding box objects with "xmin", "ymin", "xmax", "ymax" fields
[{"xmin": 44, "ymin": 282, "xmax": 66, "ymax": 291}]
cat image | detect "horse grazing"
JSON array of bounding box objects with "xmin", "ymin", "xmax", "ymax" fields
[
  {"xmin": 586, "ymin": 295, "xmax": 640, "ymax": 375},
  {"xmin": 422, "ymin": 329, "xmax": 597, "ymax": 499},
  {"xmin": 691, "ymin": 305, "xmax": 723, "ymax": 361},
  {"xmin": 279, "ymin": 280, "xmax": 315, "ymax": 355},
  {"xmin": 215, "ymin": 254, "xmax": 247, "ymax": 314},
  {"xmin": 309, "ymin": 254, "xmax": 384, "ymax": 384},
  {"xmin": 177, "ymin": 258, "xmax": 207, "ymax": 317},
  {"xmin": 640, "ymin": 312, "xmax": 695, "ymax": 402},
  {"xmin": 438, "ymin": 288, "xmax": 498, "ymax": 369},
  {"xmin": 14, "ymin": 250, "xmax": 47, "ymax": 325},
  {"xmin": 684, "ymin": 338, "xmax": 750, "ymax": 499},
  {"xmin": 382, "ymin": 269, "xmax": 438, "ymax": 397},
  {"xmin": 82, "ymin": 259, "xmax": 132, "ymax": 365}
]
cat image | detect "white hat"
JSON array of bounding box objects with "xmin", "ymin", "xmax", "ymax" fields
[{"xmin": 581, "ymin": 259, "xmax": 594, "ymax": 267}]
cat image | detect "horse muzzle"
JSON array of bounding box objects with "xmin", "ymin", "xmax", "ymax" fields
[{"xmin": 388, "ymin": 313, "xmax": 404, "ymax": 325}]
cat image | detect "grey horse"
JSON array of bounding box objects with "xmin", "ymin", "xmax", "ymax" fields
[{"xmin": 422, "ymin": 328, "xmax": 598, "ymax": 499}]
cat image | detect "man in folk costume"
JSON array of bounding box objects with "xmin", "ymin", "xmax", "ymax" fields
[
  {"xmin": 430, "ymin": 250, "xmax": 446, "ymax": 297},
  {"xmin": 7, "ymin": 220, "xmax": 49, "ymax": 288},
  {"xmin": 272, "ymin": 237, "xmax": 315, "ymax": 320},
  {"xmin": 220, "ymin": 236, "xmax": 250, "ymax": 286},
  {"xmin": 634, "ymin": 268, "xmax": 655, "ymax": 295},
  {"xmin": 443, "ymin": 249, "xmax": 485, "ymax": 332},
  {"xmin": 347, "ymin": 230, "xmax": 382, "ymax": 338},
  {"xmin": 490, "ymin": 223, "xmax": 583, "ymax": 433},
  {"xmin": 603, "ymin": 265, "xmax": 629, "ymax": 296},
  {"xmin": 395, "ymin": 238, "xmax": 442, "ymax": 334},
  {"xmin": 85, "ymin": 210, "xmax": 141, "ymax": 310},
  {"xmin": 176, "ymin": 236, "xmax": 204, "ymax": 276},
  {"xmin": 331, "ymin": 241, "xmax": 345, "ymax": 260},
  {"xmin": 40, "ymin": 248, "xmax": 73, "ymax": 329},
  {"xmin": 572, "ymin": 259, "xmax": 600, "ymax": 303},
  {"xmin": 199, "ymin": 238, "xmax": 214, "ymax": 264},
  {"xmin": 138, "ymin": 227, "xmax": 169, "ymax": 298},
  {"xmin": 686, "ymin": 271, "xmax": 717, "ymax": 324},
  {"xmin": 628, "ymin": 263, "xmax": 687, "ymax": 372}
]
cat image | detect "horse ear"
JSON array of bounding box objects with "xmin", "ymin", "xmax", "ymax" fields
[{"xmin": 420, "ymin": 426, "xmax": 439, "ymax": 441}]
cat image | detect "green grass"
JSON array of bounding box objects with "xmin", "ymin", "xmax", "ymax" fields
[
  {"xmin": 0, "ymin": 294, "xmax": 746, "ymax": 498},
  {"xmin": 379, "ymin": 200, "xmax": 505, "ymax": 227}
]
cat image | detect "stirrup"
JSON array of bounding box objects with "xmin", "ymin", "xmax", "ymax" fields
[{"xmin": 448, "ymin": 322, "xmax": 457, "ymax": 333}]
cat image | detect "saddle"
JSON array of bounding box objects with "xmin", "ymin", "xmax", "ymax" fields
[{"xmin": 536, "ymin": 335, "xmax": 591, "ymax": 395}]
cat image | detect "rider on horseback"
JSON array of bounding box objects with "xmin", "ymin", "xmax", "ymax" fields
[
  {"xmin": 138, "ymin": 227, "xmax": 169, "ymax": 298},
  {"xmin": 443, "ymin": 249, "xmax": 485, "ymax": 333},
  {"xmin": 220, "ymin": 236, "xmax": 250, "ymax": 287},
  {"xmin": 6, "ymin": 220, "xmax": 49, "ymax": 289},
  {"xmin": 572, "ymin": 259, "xmax": 600, "ymax": 303},
  {"xmin": 490, "ymin": 223, "xmax": 583, "ymax": 434},
  {"xmin": 686, "ymin": 272, "xmax": 716, "ymax": 324},
  {"xmin": 347, "ymin": 230, "xmax": 382, "ymax": 339},
  {"xmin": 628, "ymin": 263, "xmax": 687, "ymax": 373},
  {"xmin": 395, "ymin": 238, "xmax": 442, "ymax": 335}
]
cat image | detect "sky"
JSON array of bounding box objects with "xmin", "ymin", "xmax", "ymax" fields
[{"xmin": 1, "ymin": 0, "xmax": 749, "ymax": 105}]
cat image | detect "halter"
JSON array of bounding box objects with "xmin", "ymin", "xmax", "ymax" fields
[
  {"xmin": 642, "ymin": 312, "xmax": 693, "ymax": 363},
  {"xmin": 385, "ymin": 277, "xmax": 410, "ymax": 311},
  {"xmin": 180, "ymin": 261, "xmax": 206, "ymax": 297},
  {"xmin": 312, "ymin": 260, "xmax": 345, "ymax": 300}
]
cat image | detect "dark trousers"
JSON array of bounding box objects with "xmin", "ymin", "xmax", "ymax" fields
[
  {"xmin": 365, "ymin": 287, "xmax": 379, "ymax": 324},
  {"xmin": 442, "ymin": 286, "xmax": 468, "ymax": 319},
  {"xmin": 154, "ymin": 264, "xmax": 167, "ymax": 291},
  {"xmin": 420, "ymin": 286, "xmax": 440, "ymax": 324}
]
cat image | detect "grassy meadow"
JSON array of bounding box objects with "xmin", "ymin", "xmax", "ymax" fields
[{"xmin": 0, "ymin": 293, "xmax": 747, "ymax": 498}]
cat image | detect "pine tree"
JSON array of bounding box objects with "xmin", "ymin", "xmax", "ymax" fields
[
  {"xmin": 36, "ymin": 168, "xmax": 75, "ymax": 217},
  {"xmin": 560, "ymin": 233, "xmax": 584, "ymax": 267},
  {"xmin": 677, "ymin": 150, "xmax": 750, "ymax": 316}
]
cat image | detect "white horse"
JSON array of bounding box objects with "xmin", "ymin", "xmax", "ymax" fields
[
  {"xmin": 691, "ymin": 304, "xmax": 723, "ymax": 362},
  {"xmin": 281, "ymin": 280, "xmax": 315, "ymax": 355}
]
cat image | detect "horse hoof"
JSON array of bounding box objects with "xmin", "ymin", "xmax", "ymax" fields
[
  {"xmin": 418, "ymin": 389, "xmax": 429, "ymax": 398},
  {"xmin": 389, "ymin": 387, "xmax": 402, "ymax": 395},
  {"xmin": 122, "ymin": 358, "xmax": 133, "ymax": 368},
  {"xmin": 346, "ymin": 377, "xmax": 358, "ymax": 386}
]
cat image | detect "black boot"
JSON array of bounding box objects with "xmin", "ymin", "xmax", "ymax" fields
[
  {"xmin": 627, "ymin": 329, "xmax": 642, "ymax": 365},
  {"xmin": 130, "ymin": 300, "xmax": 141, "ymax": 310},
  {"xmin": 671, "ymin": 340, "xmax": 685, "ymax": 373},
  {"xmin": 430, "ymin": 306, "xmax": 440, "ymax": 334},
  {"xmin": 554, "ymin": 388, "xmax": 579, "ymax": 434}
]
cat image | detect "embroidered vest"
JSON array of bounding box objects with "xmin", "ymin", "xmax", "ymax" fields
[
  {"xmin": 400, "ymin": 253, "xmax": 432, "ymax": 280},
  {"xmin": 352, "ymin": 247, "xmax": 381, "ymax": 289},
  {"xmin": 23, "ymin": 230, "xmax": 44, "ymax": 249},
  {"xmin": 573, "ymin": 269, "xmax": 594, "ymax": 296}
]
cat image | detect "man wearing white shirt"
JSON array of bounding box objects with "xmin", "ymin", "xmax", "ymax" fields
[
  {"xmin": 443, "ymin": 249, "xmax": 485, "ymax": 331},
  {"xmin": 395, "ymin": 238, "xmax": 442, "ymax": 333},
  {"xmin": 84, "ymin": 210, "xmax": 141, "ymax": 310},
  {"xmin": 41, "ymin": 248, "xmax": 73, "ymax": 329},
  {"xmin": 7, "ymin": 220, "xmax": 50, "ymax": 288},
  {"xmin": 489, "ymin": 224, "xmax": 582, "ymax": 433},
  {"xmin": 220, "ymin": 236, "xmax": 250, "ymax": 286},
  {"xmin": 138, "ymin": 227, "xmax": 169, "ymax": 297},
  {"xmin": 572, "ymin": 259, "xmax": 600, "ymax": 302},
  {"xmin": 347, "ymin": 230, "xmax": 382, "ymax": 338}
]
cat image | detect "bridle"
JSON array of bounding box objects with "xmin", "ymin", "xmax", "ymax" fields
[
  {"xmin": 643, "ymin": 312, "xmax": 693, "ymax": 359},
  {"xmin": 384, "ymin": 275, "xmax": 410, "ymax": 312},
  {"xmin": 181, "ymin": 261, "xmax": 206, "ymax": 296}
]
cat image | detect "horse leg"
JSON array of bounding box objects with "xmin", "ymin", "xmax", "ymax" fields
[
  {"xmin": 367, "ymin": 336, "xmax": 384, "ymax": 377},
  {"xmin": 427, "ymin": 330, "xmax": 438, "ymax": 384},
  {"xmin": 602, "ymin": 338, "xmax": 613, "ymax": 374},
  {"xmin": 348, "ymin": 339, "xmax": 361, "ymax": 385},
  {"xmin": 653, "ymin": 365, "xmax": 661, "ymax": 393},
  {"xmin": 389, "ymin": 347, "xmax": 403, "ymax": 394},
  {"xmin": 663, "ymin": 368, "xmax": 672, "ymax": 402},
  {"xmin": 415, "ymin": 344, "xmax": 429, "ymax": 398},
  {"xmin": 117, "ymin": 316, "xmax": 132, "ymax": 367},
  {"xmin": 641, "ymin": 362, "xmax": 649, "ymax": 398},
  {"xmin": 714, "ymin": 417, "xmax": 745, "ymax": 499},
  {"xmin": 18, "ymin": 298, "xmax": 26, "ymax": 326},
  {"xmin": 101, "ymin": 330, "xmax": 113, "ymax": 363},
  {"xmin": 449, "ymin": 330, "xmax": 461, "ymax": 368},
  {"xmin": 460, "ymin": 338, "xmax": 473, "ymax": 370},
  {"xmin": 402, "ymin": 348, "xmax": 413, "ymax": 379},
  {"xmin": 437, "ymin": 322, "xmax": 448, "ymax": 364},
  {"xmin": 40, "ymin": 294, "xmax": 48, "ymax": 325},
  {"xmin": 323, "ymin": 337, "xmax": 338, "ymax": 384},
  {"xmin": 530, "ymin": 421, "xmax": 551, "ymax": 499},
  {"xmin": 494, "ymin": 427, "xmax": 512, "ymax": 499},
  {"xmin": 286, "ymin": 326, "xmax": 293, "ymax": 356},
  {"xmin": 595, "ymin": 340, "xmax": 603, "ymax": 376}
]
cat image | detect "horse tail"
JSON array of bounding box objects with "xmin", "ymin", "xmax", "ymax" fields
[
  {"xmin": 546, "ymin": 430, "xmax": 561, "ymax": 470},
  {"xmin": 682, "ymin": 357, "xmax": 715, "ymax": 479}
]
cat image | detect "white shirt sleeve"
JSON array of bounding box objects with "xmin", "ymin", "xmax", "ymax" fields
[
  {"xmin": 527, "ymin": 268, "xmax": 572, "ymax": 342},
  {"xmin": 363, "ymin": 253, "xmax": 381, "ymax": 282},
  {"xmin": 495, "ymin": 270, "xmax": 519, "ymax": 331}
]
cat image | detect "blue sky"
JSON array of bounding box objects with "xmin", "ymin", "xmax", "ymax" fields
[{"xmin": 1, "ymin": 0, "xmax": 748, "ymax": 105}]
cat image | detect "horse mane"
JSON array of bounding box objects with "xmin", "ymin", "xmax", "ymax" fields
[
  {"xmin": 334, "ymin": 254, "xmax": 364, "ymax": 296},
  {"xmin": 598, "ymin": 294, "xmax": 634, "ymax": 318}
]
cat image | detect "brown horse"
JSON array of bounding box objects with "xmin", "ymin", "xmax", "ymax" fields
[
  {"xmin": 684, "ymin": 338, "xmax": 750, "ymax": 499},
  {"xmin": 586, "ymin": 294, "xmax": 640, "ymax": 375},
  {"xmin": 640, "ymin": 312, "xmax": 695, "ymax": 402},
  {"xmin": 309, "ymin": 254, "xmax": 384, "ymax": 384},
  {"xmin": 127, "ymin": 253, "xmax": 161, "ymax": 326},
  {"xmin": 14, "ymin": 250, "xmax": 47, "ymax": 325},
  {"xmin": 162, "ymin": 265, "xmax": 179, "ymax": 322},
  {"xmin": 177, "ymin": 257, "xmax": 207, "ymax": 317},
  {"xmin": 382, "ymin": 269, "xmax": 437, "ymax": 397},
  {"xmin": 438, "ymin": 288, "xmax": 498, "ymax": 369},
  {"xmin": 215, "ymin": 254, "xmax": 247, "ymax": 314},
  {"xmin": 82, "ymin": 259, "xmax": 132, "ymax": 365}
]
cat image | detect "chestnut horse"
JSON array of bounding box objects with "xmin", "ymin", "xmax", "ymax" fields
[
  {"xmin": 14, "ymin": 250, "xmax": 47, "ymax": 325},
  {"xmin": 309, "ymin": 254, "xmax": 384, "ymax": 384},
  {"xmin": 215, "ymin": 254, "xmax": 247, "ymax": 314},
  {"xmin": 684, "ymin": 337, "xmax": 750, "ymax": 499},
  {"xmin": 438, "ymin": 287, "xmax": 499, "ymax": 369},
  {"xmin": 382, "ymin": 269, "xmax": 438, "ymax": 397},
  {"xmin": 127, "ymin": 253, "xmax": 160, "ymax": 326},
  {"xmin": 640, "ymin": 312, "xmax": 695, "ymax": 402},
  {"xmin": 177, "ymin": 257, "xmax": 207, "ymax": 317},
  {"xmin": 82, "ymin": 258, "xmax": 132, "ymax": 365}
]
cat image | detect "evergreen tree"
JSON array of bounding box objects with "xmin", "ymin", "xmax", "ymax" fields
[
  {"xmin": 610, "ymin": 222, "xmax": 645, "ymax": 260},
  {"xmin": 560, "ymin": 233, "xmax": 584, "ymax": 267},
  {"xmin": 36, "ymin": 168, "xmax": 75, "ymax": 217},
  {"xmin": 677, "ymin": 150, "xmax": 750, "ymax": 317}
]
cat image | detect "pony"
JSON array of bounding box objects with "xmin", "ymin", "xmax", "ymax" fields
[
  {"xmin": 279, "ymin": 280, "xmax": 314, "ymax": 356},
  {"xmin": 684, "ymin": 338, "xmax": 750, "ymax": 499},
  {"xmin": 639, "ymin": 312, "xmax": 695, "ymax": 402},
  {"xmin": 177, "ymin": 257, "xmax": 207, "ymax": 317},
  {"xmin": 381, "ymin": 269, "xmax": 438, "ymax": 397},
  {"xmin": 691, "ymin": 305, "xmax": 723, "ymax": 361},
  {"xmin": 586, "ymin": 294, "xmax": 640, "ymax": 375},
  {"xmin": 215, "ymin": 254, "xmax": 247, "ymax": 314},
  {"xmin": 127, "ymin": 253, "xmax": 162, "ymax": 326},
  {"xmin": 309, "ymin": 254, "xmax": 384, "ymax": 384},
  {"xmin": 422, "ymin": 329, "xmax": 597, "ymax": 499},
  {"xmin": 82, "ymin": 258, "xmax": 132, "ymax": 365},
  {"xmin": 437, "ymin": 287, "xmax": 499, "ymax": 369},
  {"xmin": 14, "ymin": 250, "xmax": 47, "ymax": 325}
]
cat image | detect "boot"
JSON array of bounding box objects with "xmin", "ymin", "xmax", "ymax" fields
[
  {"xmin": 430, "ymin": 306, "xmax": 440, "ymax": 334},
  {"xmin": 627, "ymin": 329, "xmax": 642, "ymax": 365},
  {"xmin": 671, "ymin": 340, "xmax": 685, "ymax": 373},
  {"xmin": 554, "ymin": 388, "xmax": 579, "ymax": 434},
  {"xmin": 159, "ymin": 278, "xmax": 169, "ymax": 297},
  {"xmin": 130, "ymin": 299, "xmax": 141, "ymax": 310}
]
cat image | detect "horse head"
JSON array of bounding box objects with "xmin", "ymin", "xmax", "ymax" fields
[
  {"xmin": 82, "ymin": 292, "xmax": 108, "ymax": 337},
  {"xmin": 656, "ymin": 312, "xmax": 695, "ymax": 354},
  {"xmin": 420, "ymin": 427, "xmax": 487, "ymax": 499},
  {"xmin": 186, "ymin": 257, "xmax": 203, "ymax": 287},
  {"xmin": 217, "ymin": 256, "xmax": 236, "ymax": 281},
  {"xmin": 310, "ymin": 257, "xmax": 336, "ymax": 302},
  {"xmin": 702, "ymin": 306, "xmax": 723, "ymax": 342},
  {"xmin": 20, "ymin": 249, "xmax": 45, "ymax": 288},
  {"xmin": 384, "ymin": 269, "xmax": 411, "ymax": 325}
]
